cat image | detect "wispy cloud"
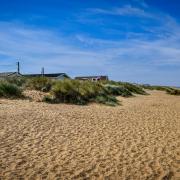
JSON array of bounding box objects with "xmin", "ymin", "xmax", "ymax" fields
[
  {"xmin": 0, "ymin": 21, "xmax": 109, "ymax": 75},
  {"xmin": 88, "ymin": 5, "xmax": 153, "ymax": 18},
  {"xmin": 0, "ymin": 1, "xmax": 180, "ymax": 85}
]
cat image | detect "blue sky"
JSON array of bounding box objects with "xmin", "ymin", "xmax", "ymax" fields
[{"xmin": 0, "ymin": 0, "xmax": 180, "ymax": 86}]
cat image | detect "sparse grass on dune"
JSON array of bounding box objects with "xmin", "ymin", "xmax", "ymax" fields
[
  {"xmin": 46, "ymin": 80, "xmax": 119, "ymax": 105},
  {"xmin": 119, "ymin": 82, "xmax": 147, "ymax": 95},
  {"xmin": 102, "ymin": 80, "xmax": 147, "ymax": 95},
  {"xmin": 141, "ymin": 85, "xmax": 170, "ymax": 91},
  {"xmin": 141, "ymin": 84, "xmax": 180, "ymax": 96},
  {"xmin": 0, "ymin": 77, "xmax": 149, "ymax": 105},
  {"xmin": 25, "ymin": 77, "xmax": 53, "ymax": 92},
  {"xmin": 4, "ymin": 77, "xmax": 27, "ymax": 87},
  {"xmin": 0, "ymin": 81, "xmax": 22, "ymax": 98},
  {"xmin": 166, "ymin": 88, "xmax": 180, "ymax": 95},
  {"xmin": 4, "ymin": 76, "xmax": 180, "ymax": 105},
  {"xmin": 103, "ymin": 84, "xmax": 132, "ymax": 97}
]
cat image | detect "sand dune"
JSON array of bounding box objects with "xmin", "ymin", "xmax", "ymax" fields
[{"xmin": 0, "ymin": 91, "xmax": 179, "ymax": 179}]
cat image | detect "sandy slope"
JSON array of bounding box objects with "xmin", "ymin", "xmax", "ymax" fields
[{"xmin": 0, "ymin": 91, "xmax": 179, "ymax": 179}]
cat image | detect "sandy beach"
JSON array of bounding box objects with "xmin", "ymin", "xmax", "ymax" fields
[{"xmin": 0, "ymin": 90, "xmax": 179, "ymax": 179}]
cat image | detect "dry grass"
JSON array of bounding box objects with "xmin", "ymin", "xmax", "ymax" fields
[{"xmin": 0, "ymin": 91, "xmax": 179, "ymax": 179}]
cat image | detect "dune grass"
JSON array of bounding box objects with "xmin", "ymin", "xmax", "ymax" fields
[
  {"xmin": 26, "ymin": 77, "xmax": 53, "ymax": 92},
  {"xmin": 103, "ymin": 84, "xmax": 132, "ymax": 97},
  {"xmin": 141, "ymin": 84, "xmax": 180, "ymax": 95},
  {"xmin": 0, "ymin": 81, "xmax": 22, "ymax": 98},
  {"xmin": 141, "ymin": 85, "xmax": 170, "ymax": 91},
  {"xmin": 0, "ymin": 77, "xmax": 151, "ymax": 105},
  {"xmin": 119, "ymin": 82, "xmax": 147, "ymax": 95},
  {"xmin": 102, "ymin": 80, "xmax": 147, "ymax": 95},
  {"xmin": 47, "ymin": 80, "xmax": 119, "ymax": 105},
  {"xmin": 166, "ymin": 88, "xmax": 180, "ymax": 95},
  {"xmin": 4, "ymin": 77, "xmax": 27, "ymax": 87}
]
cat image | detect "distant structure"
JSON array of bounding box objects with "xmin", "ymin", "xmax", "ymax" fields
[
  {"xmin": 0, "ymin": 61, "xmax": 22, "ymax": 79},
  {"xmin": 0, "ymin": 72, "xmax": 22, "ymax": 79},
  {"xmin": 75, "ymin": 75, "xmax": 108, "ymax": 82},
  {"xmin": 17, "ymin": 61, "xmax": 20, "ymax": 74},
  {"xmin": 24, "ymin": 73, "xmax": 70, "ymax": 80}
]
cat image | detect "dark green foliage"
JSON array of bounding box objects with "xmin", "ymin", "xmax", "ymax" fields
[
  {"xmin": 120, "ymin": 82, "xmax": 147, "ymax": 95},
  {"xmin": 5, "ymin": 77, "xmax": 27, "ymax": 87},
  {"xmin": 42, "ymin": 95, "xmax": 54, "ymax": 103},
  {"xmin": 50, "ymin": 80, "xmax": 119, "ymax": 105},
  {"xmin": 103, "ymin": 84, "xmax": 132, "ymax": 97},
  {"xmin": 0, "ymin": 82, "xmax": 22, "ymax": 98},
  {"xmin": 166, "ymin": 88, "xmax": 180, "ymax": 95},
  {"xmin": 26, "ymin": 77, "xmax": 53, "ymax": 92},
  {"xmin": 102, "ymin": 80, "xmax": 147, "ymax": 95},
  {"xmin": 52, "ymin": 80, "xmax": 86, "ymax": 104},
  {"xmin": 95, "ymin": 95, "xmax": 119, "ymax": 106}
]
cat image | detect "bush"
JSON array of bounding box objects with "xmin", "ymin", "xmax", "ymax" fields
[
  {"xmin": 102, "ymin": 81, "xmax": 147, "ymax": 95},
  {"xmin": 104, "ymin": 84, "xmax": 132, "ymax": 97},
  {"xmin": 166, "ymin": 88, "xmax": 180, "ymax": 95},
  {"xmin": 0, "ymin": 81, "xmax": 22, "ymax": 98},
  {"xmin": 26, "ymin": 77, "xmax": 53, "ymax": 92},
  {"xmin": 42, "ymin": 95, "xmax": 54, "ymax": 103},
  {"xmin": 5, "ymin": 77, "xmax": 27, "ymax": 87},
  {"xmin": 50, "ymin": 80, "xmax": 119, "ymax": 105},
  {"xmin": 120, "ymin": 82, "xmax": 147, "ymax": 95},
  {"xmin": 95, "ymin": 95, "xmax": 119, "ymax": 106},
  {"xmin": 51, "ymin": 80, "xmax": 85, "ymax": 104}
]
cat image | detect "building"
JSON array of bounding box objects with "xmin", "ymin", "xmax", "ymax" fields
[
  {"xmin": 24, "ymin": 73, "xmax": 70, "ymax": 80},
  {"xmin": 75, "ymin": 75, "xmax": 108, "ymax": 82},
  {"xmin": 0, "ymin": 72, "xmax": 22, "ymax": 79}
]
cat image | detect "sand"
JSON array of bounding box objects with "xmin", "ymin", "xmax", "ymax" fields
[{"xmin": 0, "ymin": 91, "xmax": 179, "ymax": 179}]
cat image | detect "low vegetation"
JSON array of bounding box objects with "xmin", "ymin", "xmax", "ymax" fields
[
  {"xmin": 26, "ymin": 77, "xmax": 53, "ymax": 92},
  {"xmin": 0, "ymin": 77, "xmax": 148, "ymax": 105},
  {"xmin": 1, "ymin": 76, "xmax": 179, "ymax": 104},
  {"xmin": 141, "ymin": 84, "xmax": 170, "ymax": 91},
  {"xmin": 0, "ymin": 81, "xmax": 22, "ymax": 98},
  {"xmin": 166, "ymin": 88, "xmax": 180, "ymax": 95},
  {"xmin": 103, "ymin": 84, "xmax": 132, "ymax": 97},
  {"xmin": 4, "ymin": 77, "xmax": 27, "ymax": 87},
  {"xmin": 141, "ymin": 84, "xmax": 180, "ymax": 96},
  {"xmin": 46, "ymin": 80, "xmax": 119, "ymax": 106},
  {"xmin": 102, "ymin": 81, "xmax": 147, "ymax": 95}
]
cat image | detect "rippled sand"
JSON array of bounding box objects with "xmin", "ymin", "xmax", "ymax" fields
[{"xmin": 0, "ymin": 91, "xmax": 179, "ymax": 179}]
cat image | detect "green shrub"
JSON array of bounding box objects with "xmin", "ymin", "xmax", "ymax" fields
[
  {"xmin": 51, "ymin": 80, "xmax": 86, "ymax": 104},
  {"xmin": 5, "ymin": 77, "xmax": 27, "ymax": 87},
  {"xmin": 102, "ymin": 81, "xmax": 147, "ymax": 95},
  {"xmin": 49, "ymin": 80, "xmax": 119, "ymax": 105},
  {"xmin": 104, "ymin": 84, "xmax": 132, "ymax": 97},
  {"xmin": 166, "ymin": 88, "xmax": 180, "ymax": 95},
  {"xmin": 26, "ymin": 77, "xmax": 53, "ymax": 92},
  {"xmin": 0, "ymin": 82, "xmax": 22, "ymax": 98},
  {"xmin": 42, "ymin": 95, "xmax": 54, "ymax": 103},
  {"xmin": 95, "ymin": 95, "xmax": 119, "ymax": 106},
  {"xmin": 120, "ymin": 82, "xmax": 147, "ymax": 95}
]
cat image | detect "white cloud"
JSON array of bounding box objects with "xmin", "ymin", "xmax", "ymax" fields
[
  {"xmin": 0, "ymin": 4, "xmax": 180, "ymax": 86},
  {"xmin": 88, "ymin": 5, "xmax": 153, "ymax": 18},
  {"xmin": 0, "ymin": 22, "xmax": 110, "ymax": 74}
]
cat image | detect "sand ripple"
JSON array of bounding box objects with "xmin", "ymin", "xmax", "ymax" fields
[{"xmin": 0, "ymin": 91, "xmax": 179, "ymax": 179}]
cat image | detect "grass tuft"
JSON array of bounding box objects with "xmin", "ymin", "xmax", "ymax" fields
[
  {"xmin": 104, "ymin": 84, "xmax": 132, "ymax": 97},
  {"xmin": 49, "ymin": 80, "xmax": 119, "ymax": 105},
  {"xmin": 166, "ymin": 88, "xmax": 180, "ymax": 95},
  {"xmin": 26, "ymin": 77, "xmax": 53, "ymax": 92},
  {"xmin": 0, "ymin": 81, "xmax": 22, "ymax": 98}
]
